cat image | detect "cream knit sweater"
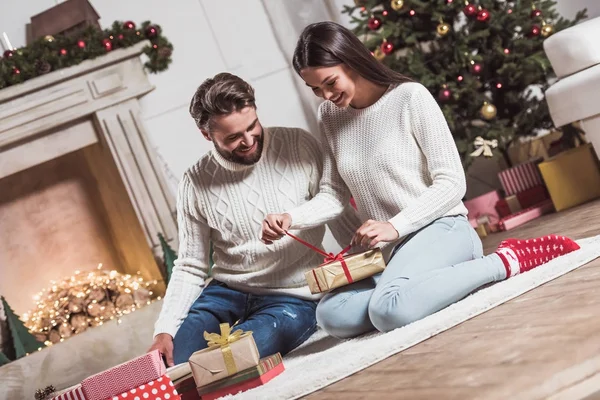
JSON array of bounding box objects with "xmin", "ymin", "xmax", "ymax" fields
[
  {"xmin": 154, "ymin": 127, "xmax": 361, "ymax": 338},
  {"xmin": 287, "ymin": 82, "xmax": 468, "ymax": 240}
]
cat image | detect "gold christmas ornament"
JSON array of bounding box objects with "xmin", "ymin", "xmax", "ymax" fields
[
  {"xmin": 44, "ymin": 35, "xmax": 55, "ymax": 42},
  {"xmin": 391, "ymin": 0, "xmax": 404, "ymax": 11},
  {"xmin": 480, "ymin": 102, "xmax": 497, "ymax": 120},
  {"xmin": 373, "ymin": 47, "xmax": 386, "ymax": 61},
  {"xmin": 541, "ymin": 23, "xmax": 554, "ymax": 37},
  {"xmin": 437, "ymin": 22, "xmax": 451, "ymax": 36}
]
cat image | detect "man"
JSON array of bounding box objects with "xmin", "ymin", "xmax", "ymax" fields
[{"xmin": 149, "ymin": 72, "xmax": 361, "ymax": 366}]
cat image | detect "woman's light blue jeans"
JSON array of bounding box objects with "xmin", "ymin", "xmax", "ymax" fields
[{"xmin": 316, "ymin": 215, "xmax": 507, "ymax": 338}]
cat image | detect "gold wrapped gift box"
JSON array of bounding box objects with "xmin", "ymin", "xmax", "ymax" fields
[
  {"xmin": 305, "ymin": 248, "xmax": 386, "ymax": 294},
  {"xmin": 188, "ymin": 323, "xmax": 260, "ymax": 388},
  {"xmin": 538, "ymin": 144, "xmax": 600, "ymax": 211}
]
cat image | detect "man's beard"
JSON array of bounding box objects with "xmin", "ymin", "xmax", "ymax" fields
[{"xmin": 214, "ymin": 129, "xmax": 264, "ymax": 165}]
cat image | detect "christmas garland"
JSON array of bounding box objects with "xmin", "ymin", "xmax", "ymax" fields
[{"xmin": 0, "ymin": 20, "xmax": 173, "ymax": 90}]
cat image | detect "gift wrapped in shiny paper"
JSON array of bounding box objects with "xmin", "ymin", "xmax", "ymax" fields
[
  {"xmin": 305, "ymin": 248, "xmax": 386, "ymax": 294},
  {"xmin": 188, "ymin": 323, "xmax": 259, "ymax": 388}
]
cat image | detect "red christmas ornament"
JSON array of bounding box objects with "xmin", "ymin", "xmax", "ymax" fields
[
  {"xmin": 472, "ymin": 63, "xmax": 483, "ymax": 75},
  {"xmin": 145, "ymin": 25, "xmax": 158, "ymax": 38},
  {"xmin": 464, "ymin": 4, "xmax": 477, "ymax": 17},
  {"xmin": 457, "ymin": 75, "xmax": 464, "ymax": 82},
  {"xmin": 531, "ymin": 9, "xmax": 542, "ymax": 18},
  {"xmin": 504, "ymin": 48, "xmax": 510, "ymax": 54},
  {"xmin": 381, "ymin": 41, "xmax": 394, "ymax": 55},
  {"xmin": 446, "ymin": 0, "xmax": 453, "ymax": 3},
  {"xmin": 382, "ymin": 10, "xmax": 389, "ymax": 16},
  {"xmin": 77, "ymin": 40, "xmax": 86, "ymax": 49},
  {"xmin": 102, "ymin": 39, "xmax": 113, "ymax": 51},
  {"xmin": 508, "ymin": 9, "xmax": 513, "ymax": 14},
  {"xmin": 368, "ymin": 17, "xmax": 382, "ymax": 30},
  {"xmin": 59, "ymin": 48, "xmax": 68, "ymax": 56},
  {"xmin": 3, "ymin": 50, "xmax": 14, "ymax": 58},
  {"xmin": 118, "ymin": 34, "xmax": 124, "ymax": 40},
  {"xmin": 123, "ymin": 21, "xmax": 136, "ymax": 30},
  {"xmin": 409, "ymin": 9, "xmax": 416, "ymax": 16},
  {"xmin": 12, "ymin": 67, "xmax": 20, "ymax": 75},
  {"xmin": 496, "ymin": 83, "xmax": 503, "ymax": 89},
  {"xmin": 477, "ymin": 9, "xmax": 491, "ymax": 22},
  {"xmin": 438, "ymin": 88, "xmax": 452, "ymax": 102},
  {"xmin": 530, "ymin": 25, "xmax": 541, "ymax": 36}
]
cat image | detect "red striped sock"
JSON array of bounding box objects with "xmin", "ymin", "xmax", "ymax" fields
[{"xmin": 495, "ymin": 234, "xmax": 580, "ymax": 278}]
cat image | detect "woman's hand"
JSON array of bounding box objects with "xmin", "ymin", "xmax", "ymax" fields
[
  {"xmin": 262, "ymin": 213, "xmax": 292, "ymax": 244},
  {"xmin": 352, "ymin": 220, "xmax": 399, "ymax": 249}
]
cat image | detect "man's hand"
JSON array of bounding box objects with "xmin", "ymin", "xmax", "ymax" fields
[
  {"xmin": 148, "ymin": 333, "xmax": 175, "ymax": 367},
  {"xmin": 352, "ymin": 220, "xmax": 399, "ymax": 249},
  {"xmin": 262, "ymin": 213, "xmax": 292, "ymax": 244}
]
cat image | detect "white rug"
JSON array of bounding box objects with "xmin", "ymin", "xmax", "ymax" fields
[{"xmin": 227, "ymin": 235, "xmax": 600, "ymax": 400}]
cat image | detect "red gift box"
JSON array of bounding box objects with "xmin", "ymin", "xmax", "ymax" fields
[
  {"xmin": 51, "ymin": 385, "xmax": 86, "ymax": 400},
  {"xmin": 516, "ymin": 185, "xmax": 549, "ymax": 209},
  {"xmin": 498, "ymin": 162, "xmax": 544, "ymax": 196},
  {"xmin": 111, "ymin": 375, "xmax": 180, "ymax": 400},
  {"xmin": 82, "ymin": 350, "xmax": 166, "ymax": 400},
  {"xmin": 199, "ymin": 362, "xmax": 284, "ymax": 400},
  {"xmin": 464, "ymin": 190, "xmax": 501, "ymax": 229},
  {"xmin": 498, "ymin": 200, "xmax": 555, "ymax": 231}
]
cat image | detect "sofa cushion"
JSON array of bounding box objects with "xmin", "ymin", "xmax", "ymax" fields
[
  {"xmin": 544, "ymin": 17, "xmax": 600, "ymax": 79},
  {"xmin": 546, "ymin": 63, "xmax": 600, "ymax": 127}
]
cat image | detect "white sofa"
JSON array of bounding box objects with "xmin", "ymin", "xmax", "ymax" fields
[{"xmin": 545, "ymin": 17, "xmax": 600, "ymax": 153}]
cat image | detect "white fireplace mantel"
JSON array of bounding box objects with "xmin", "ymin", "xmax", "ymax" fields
[{"xmin": 0, "ymin": 41, "xmax": 178, "ymax": 268}]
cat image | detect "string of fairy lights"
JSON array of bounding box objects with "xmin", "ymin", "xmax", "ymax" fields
[{"xmin": 22, "ymin": 264, "xmax": 161, "ymax": 347}]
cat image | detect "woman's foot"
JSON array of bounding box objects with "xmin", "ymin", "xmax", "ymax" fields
[{"xmin": 495, "ymin": 235, "xmax": 580, "ymax": 278}]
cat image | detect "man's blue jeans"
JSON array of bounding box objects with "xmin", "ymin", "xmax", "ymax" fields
[{"xmin": 173, "ymin": 280, "xmax": 318, "ymax": 364}]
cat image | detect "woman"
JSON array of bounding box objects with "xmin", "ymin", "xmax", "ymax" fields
[{"xmin": 262, "ymin": 21, "xmax": 579, "ymax": 338}]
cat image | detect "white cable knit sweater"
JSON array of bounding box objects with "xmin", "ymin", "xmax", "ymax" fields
[
  {"xmin": 154, "ymin": 127, "xmax": 361, "ymax": 338},
  {"xmin": 287, "ymin": 82, "xmax": 468, "ymax": 240}
]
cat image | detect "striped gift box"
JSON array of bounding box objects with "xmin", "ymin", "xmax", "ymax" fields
[
  {"xmin": 498, "ymin": 162, "xmax": 544, "ymax": 196},
  {"xmin": 51, "ymin": 384, "xmax": 86, "ymax": 400}
]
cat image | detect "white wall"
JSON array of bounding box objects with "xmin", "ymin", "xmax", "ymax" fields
[{"xmin": 556, "ymin": 0, "xmax": 600, "ymax": 20}]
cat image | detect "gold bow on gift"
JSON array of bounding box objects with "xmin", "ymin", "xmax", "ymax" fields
[
  {"xmin": 470, "ymin": 136, "xmax": 498, "ymax": 157},
  {"xmin": 203, "ymin": 322, "xmax": 252, "ymax": 375}
]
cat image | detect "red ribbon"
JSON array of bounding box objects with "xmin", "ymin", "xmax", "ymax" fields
[{"xmin": 286, "ymin": 232, "xmax": 354, "ymax": 284}]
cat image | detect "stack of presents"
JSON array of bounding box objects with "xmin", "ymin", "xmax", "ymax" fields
[
  {"xmin": 46, "ymin": 237, "xmax": 388, "ymax": 399},
  {"xmin": 467, "ymin": 132, "xmax": 600, "ymax": 237}
]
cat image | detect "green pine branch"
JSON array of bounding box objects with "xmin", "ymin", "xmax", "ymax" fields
[{"xmin": 1, "ymin": 296, "xmax": 45, "ymax": 360}]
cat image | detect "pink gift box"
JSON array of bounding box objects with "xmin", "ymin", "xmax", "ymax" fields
[
  {"xmin": 498, "ymin": 200, "xmax": 555, "ymax": 231},
  {"xmin": 464, "ymin": 190, "xmax": 501, "ymax": 227},
  {"xmin": 51, "ymin": 385, "xmax": 86, "ymax": 400},
  {"xmin": 81, "ymin": 350, "xmax": 166, "ymax": 400},
  {"xmin": 498, "ymin": 162, "xmax": 544, "ymax": 196}
]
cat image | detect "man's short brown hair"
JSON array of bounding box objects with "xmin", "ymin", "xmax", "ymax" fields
[{"xmin": 189, "ymin": 73, "xmax": 256, "ymax": 132}]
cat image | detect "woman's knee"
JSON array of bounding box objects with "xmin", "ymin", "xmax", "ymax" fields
[
  {"xmin": 316, "ymin": 292, "xmax": 372, "ymax": 339},
  {"xmin": 368, "ymin": 289, "xmax": 424, "ymax": 333}
]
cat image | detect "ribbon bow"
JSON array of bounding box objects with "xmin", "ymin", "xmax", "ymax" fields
[
  {"xmin": 203, "ymin": 322, "xmax": 251, "ymax": 375},
  {"xmin": 286, "ymin": 232, "xmax": 354, "ymax": 291},
  {"xmin": 470, "ymin": 136, "xmax": 498, "ymax": 157}
]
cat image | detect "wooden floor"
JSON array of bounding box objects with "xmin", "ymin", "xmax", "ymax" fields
[{"xmin": 307, "ymin": 200, "xmax": 600, "ymax": 400}]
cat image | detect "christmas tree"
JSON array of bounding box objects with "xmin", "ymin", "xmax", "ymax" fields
[
  {"xmin": 158, "ymin": 233, "xmax": 177, "ymax": 284},
  {"xmin": 0, "ymin": 351, "xmax": 10, "ymax": 367},
  {"xmin": 0, "ymin": 296, "xmax": 45, "ymax": 361},
  {"xmin": 346, "ymin": 0, "xmax": 586, "ymax": 167}
]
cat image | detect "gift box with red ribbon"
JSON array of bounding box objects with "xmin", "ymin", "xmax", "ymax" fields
[
  {"xmin": 498, "ymin": 200, "xmax": 555, "ymax": 231},
  {"xmin": 498, "ymin": 161, "xmax": 544, "ymax": 196},
  {"xmin": 287, "ymin": 233, "xmax": 386, "ymax": 294}
]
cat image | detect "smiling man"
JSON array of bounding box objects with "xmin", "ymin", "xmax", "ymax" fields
[{"xmin": 148, "ymin": 72, "xmax": 360, "ymax": 366}]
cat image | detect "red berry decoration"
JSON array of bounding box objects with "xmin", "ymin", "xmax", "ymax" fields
[
  {"xmin": 3, "ymin": 50, "xmax": 14, "ymax": 58},
  {"xmin": 145, "ymin": 25, "xmax": 158, "ymax": 38},
  {"xmin": 381, "ymin": 41, "xmax": 394, "ymax": 55},
  {"xmin": 531, "ymin": 9, "xmax": 542, "ymax": 18},
  {"xmin": 531, "ymin": 25, "xmax": 541, "ymax": 36},
  {"xmin": 102, "ymin": 39, "xmax": 113, "ymax": 51},
  {"xmin": 477, "ymin": 9, "xmax": 491, "ymax": 22},
  {"xmin": 464, "ymin": 4, "xmax": 477, "ymax": 17},
  {"xmin": 123, "ymin": 20, "xmax": 136, "ymax": 30},
  {"xmin": 368, "ymin": 17, "xmax": 382, "ymax": 30},
  {"xmin": 438, "ymin": 88, "xmax": 452, "ymax": 102},
  {"xmin": 77, "ymin": 40, "xmax": 86, "ymax": 49},
  {"xmin": 472, "ymin": 63, "xmax": 483, "ymax": 75},
  {"xmin": 59, "ymin": 48, "xmax": 68, "ymax": 56},
  {"xmin": 118, "ymin": 34, "xmax": 124, "ymax": 40}
]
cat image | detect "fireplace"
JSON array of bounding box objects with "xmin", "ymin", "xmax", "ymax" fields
[{"xmin": 0, "ymin": 42, "xmax": 177, "ymax": 316}]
